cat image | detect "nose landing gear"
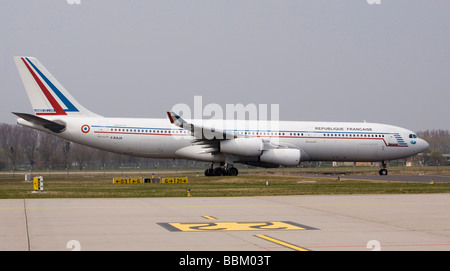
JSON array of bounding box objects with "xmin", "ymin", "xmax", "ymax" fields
[{"xmin": 379, "ymin": 161, "xmax": 388, "ymax": 176}]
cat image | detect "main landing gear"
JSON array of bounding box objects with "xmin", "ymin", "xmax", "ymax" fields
[
  {"xmin": 379, "ymin": 161, "xmax": 388, "ymax": 176},
  {"xmin": 204, "ymin": 163, "xmax": 239, "ymax": 176}
]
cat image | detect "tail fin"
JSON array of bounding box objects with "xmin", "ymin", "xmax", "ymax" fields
[{"xmin": 14, "ymin": 56, "xmax": 100, "ymax": 117}]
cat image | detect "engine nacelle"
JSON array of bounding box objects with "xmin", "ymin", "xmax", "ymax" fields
[
  {"xmin": 220, "ymin": 138, "xmax": 263, "ymax": 156},
  {"xmin": 260, "ymin": 149, "xmax": 301, "ymax": 166}
]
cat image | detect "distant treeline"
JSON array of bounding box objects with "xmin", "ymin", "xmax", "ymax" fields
[
  {"xmin": 417, "ymin": 130, "xmax": 450, "ymax": 166},
  {"xmin": 418, "ymin": 130, "xmax": 450, "ymax": 153},
  {"xmin": 0, "ymin": 123, "xmax": 448, "ymax": 171},
  {"xmin": 0, "ymin": 123, "xmax": 207, "ymax": 172}
]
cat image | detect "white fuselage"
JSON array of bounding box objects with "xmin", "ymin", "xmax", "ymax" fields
[
  {"xmin": 13, "ymin": 56, "xmax": 430, "ymax": 173},
  {"xmin": 30, "ymin": 116, "xmax": 428, "ymax": 164}
]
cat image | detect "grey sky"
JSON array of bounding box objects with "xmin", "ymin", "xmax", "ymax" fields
[{"xmin": 1, "ymin": 0, "xmax": 449, "ymax": 132}]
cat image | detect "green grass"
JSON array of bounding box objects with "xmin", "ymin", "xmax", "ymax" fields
[{"xmin": 1, "ymin": 173, "xmax": 449, "ymax": 199}]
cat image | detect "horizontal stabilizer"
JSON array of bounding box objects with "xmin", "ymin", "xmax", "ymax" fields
[{"xmin": 12, "ymin": 112, "xmax": 66, "ymax": 133}]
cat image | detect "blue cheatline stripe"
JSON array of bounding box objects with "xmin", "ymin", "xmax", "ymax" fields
[
  {"xmin": 394, "ymin": 133, "xmax": 407, "ymax": 145},
  {"xmin": 92, "ymin": 125, "xmax": 404, "ymax": 140},
  {"xmin": 91, "ymin": 125, "xmax": 179, "ymax": 130},
  {"xmin": 25, "ymin": 58, "xmax": 79, "ymax": 112}
]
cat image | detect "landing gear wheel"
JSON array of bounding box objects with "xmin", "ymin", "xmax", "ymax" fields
[
  {"xmin": 379, "ymin": 169, "xmax": 388, "ymax": 176},
  {"xmin": 205, "ymin": 168, "xmax": 214, "ymax": 176},
  {"xmin": 226, "ymin": 167, "xmax": 239, "ymax": 176},
  {"xmin": 213, "ymin": 168, "xmax": 224, "ymax": 176},
  {"xmin": 204, "ymin": 164, "xmax": 238, "ymax": 177}
]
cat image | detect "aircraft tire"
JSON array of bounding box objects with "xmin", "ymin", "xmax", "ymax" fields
[
  {"xmin": 226, "ymin": 167, "xmax": 239, "ymax": 176},
  {"xmin": 205, "ymin": 168, "xmax": 213, "ymax": 176},
  {"xmin": 213, "ymin": 168, "xmax": 224, "ymax": 176}
]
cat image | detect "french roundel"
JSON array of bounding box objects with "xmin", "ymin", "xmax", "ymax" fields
[{"xmin": 81, "ymin": 125, "xmax": 90, "ymax": 133}]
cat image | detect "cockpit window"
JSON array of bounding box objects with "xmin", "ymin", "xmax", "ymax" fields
[{"xmin": 409, "ymin": 134, "xmax": 418, "ymax": 138}]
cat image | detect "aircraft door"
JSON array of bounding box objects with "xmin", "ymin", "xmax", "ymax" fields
[
  {"xmin": 305, "ymin": 133, "xmax": 316, "ymax": 143},
  {"xmin": 97, "ymin": 121, "xmax": 109, "ymax": 139},
  {"xmin": 387, "ymin": 134, "xmax": 398, "ymax": 146}
]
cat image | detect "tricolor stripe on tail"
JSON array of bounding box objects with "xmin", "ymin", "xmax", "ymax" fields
[{"xmin": 14, "ymin": 56, "xmax": 100, "ymax": 117}]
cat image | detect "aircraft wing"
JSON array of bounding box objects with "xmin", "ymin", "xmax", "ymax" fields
[
  {"xmin": 167, "ymin": 111, "xmax": 240, "ymax": 153},
  {"xmin": 167, "ymin": 111, "xmax": 294, "ymax": 150},
  {"xmin": 167, "ymin": 111, "xmax": 239, "ymax": 141},
  {"xmin": 167, "ymin": 111, "xmax": 304, "ymax": 167}
]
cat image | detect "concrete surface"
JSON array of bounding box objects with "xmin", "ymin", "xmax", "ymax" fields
[{"xmin": 1, "ymin": 193, "xmax": 450, "ymax": 251}]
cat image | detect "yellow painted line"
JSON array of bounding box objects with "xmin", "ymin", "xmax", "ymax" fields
[
  {"xmin": 202, "ymin": 216, "xmax": 217, "ymax": 220},
  {"xmin": 256, "ymin": 235, "xmax": 309, "ymax": 251}
]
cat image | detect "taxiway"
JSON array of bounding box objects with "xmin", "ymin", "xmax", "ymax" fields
[{"xmin": 1, "ymin": 193, "xmax": 449, "ymax": 251}]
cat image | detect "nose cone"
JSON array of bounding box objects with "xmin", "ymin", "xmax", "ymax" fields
[{"xmin": 418, "ymin": 139, "xmax": 429, "ymax": 152}]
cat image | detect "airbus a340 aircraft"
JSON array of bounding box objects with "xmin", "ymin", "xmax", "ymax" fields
[{"xmin": 13, "ymin": 57, "xmax": 429, "ymax": 176}]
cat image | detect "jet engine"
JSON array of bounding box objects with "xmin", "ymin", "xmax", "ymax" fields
[
  {"xmin": 220, "ymin": 138, "xmax": 263, "ymax": 156},
  {"xmin": 259, "ymin": 149, "xmax": 301, "ymax": 166}
]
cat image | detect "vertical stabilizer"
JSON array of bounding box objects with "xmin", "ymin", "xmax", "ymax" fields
[{"xmin": 14, "ymin": 56, "xmax": 101, "ymax": 117}]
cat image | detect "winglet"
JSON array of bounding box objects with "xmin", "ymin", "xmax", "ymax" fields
[
  {"xmin": 167, "ymin": 111, "xmax": 176, "ymax": 123},
  {"xmin": 167, "ymin": 111, "xmax": 186, "ymax": 127}
]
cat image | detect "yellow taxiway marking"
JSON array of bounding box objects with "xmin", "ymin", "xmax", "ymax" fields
[
  {"xmin": 256, "ymin": 235, "xmax": 309, "ymax": 251},
  {"xmin": 202, "ymin": 216, "xmax": 217, "ymax": 220},
  {"xmin": 159, "ymin": 221, "xmax": 316, "ymax": 232}
]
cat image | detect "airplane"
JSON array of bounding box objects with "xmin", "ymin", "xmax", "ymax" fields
[{"xmin": 12, "ymin": 56, "xmax": 429, "ymax": 176}]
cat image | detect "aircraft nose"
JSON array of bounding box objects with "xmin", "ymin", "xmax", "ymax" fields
[{"xmin": 419, "ymin": 139, "xmax": 429, "ymax": 152}]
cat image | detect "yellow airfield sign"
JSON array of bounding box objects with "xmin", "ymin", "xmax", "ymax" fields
[
  {"xmin": 113, "ymin": 177, "xmax": 143, "ymax": 184},
  {"xmin": 33, "ymin": 178, "xmax": 40, "ymax": 190},
  {"xmin": 112, "ymin": 177, "xmax": 188, "ymax": 184},
  {"xmin": 162, "ymin": 177, "xmax": 188, "ymax": 184},
  {"xmin": 33, "ymin": 176, "xmax": 44, "ymax": 191}
]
